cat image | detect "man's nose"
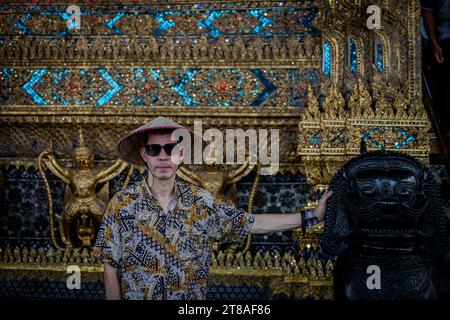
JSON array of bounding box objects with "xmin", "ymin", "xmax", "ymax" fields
[{"xmin": 158, "ymin": 149, "xmax": 170, "ymax": 160}]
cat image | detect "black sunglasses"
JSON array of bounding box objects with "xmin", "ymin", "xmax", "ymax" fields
[{"xmin": 145, "ymin": 143, "xmax": 179, "ymax": 157}]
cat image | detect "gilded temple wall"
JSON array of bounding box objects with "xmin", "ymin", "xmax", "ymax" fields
[{"xmin": 0, "ymin": 0, "xmax": 431, "ymax": 299}]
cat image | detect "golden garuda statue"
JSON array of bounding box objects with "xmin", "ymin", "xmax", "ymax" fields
[
  {"xmin": 38, "ymin": 128, "xmax": 127, "ymax": 248},
  {"xmin": 177, "ymin": 143, "xmax": 256, "ymax": 205}
]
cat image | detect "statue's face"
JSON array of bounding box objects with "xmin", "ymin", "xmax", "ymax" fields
[
  {"xmin": 345, "ymin": 167, "xmax": 427, "ymax": 235},
  {"xmin": 74, "ymin": 153, "xmax": 93, "ymax": 169},
  {"xmin": 354, "ymin": 169, "xmax": 418, "ymax": 207}
]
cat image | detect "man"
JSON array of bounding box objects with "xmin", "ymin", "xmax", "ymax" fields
[
  {"xmin": 95, "ymin": 116, "xmax": 332, "ymax": 300},
  {"xmin": 422, "ymin": 0, "xmax": 450, "ymax": 128}
]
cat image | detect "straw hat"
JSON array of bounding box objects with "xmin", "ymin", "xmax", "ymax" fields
[{"xmin": 116, "ymin": 116, "xmax": 196, "ymax": 166}]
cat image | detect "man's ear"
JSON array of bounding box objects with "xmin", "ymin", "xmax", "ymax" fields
[
  {"xmin": 171, "ymin": 145, "xmax": 184, "ymax": 165},
  {"xmin": 179, "ymin": 145, "xmax": 184, "ymax": 158},
  {"xmin": 140, "ymin": 147, "xmax": 147, "ymax": 163}
]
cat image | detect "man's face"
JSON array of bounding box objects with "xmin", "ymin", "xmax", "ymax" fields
[{"xmin": 140, "ymin": 133, "xmax": 184, "ymax": 181}]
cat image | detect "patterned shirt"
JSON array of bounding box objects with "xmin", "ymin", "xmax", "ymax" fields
[{"xmin": 95, "ymin": 178, "xmax": 255, "ymax": 300}]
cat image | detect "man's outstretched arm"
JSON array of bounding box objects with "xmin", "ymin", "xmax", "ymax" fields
[
  {"xmin": 250, "ymin": 190, "xmax": 332, "ymax": 234},
  {"xmin": 104, "ymin": 263, "xmax": 122, "ymax": 300}
]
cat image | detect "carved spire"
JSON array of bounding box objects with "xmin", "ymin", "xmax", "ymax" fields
[
  {"xmin": 375, "ymin": 96, "xmax": 394, "ymax": 119},
  {"xmin": 78, "ymin": 127, "xmax": 85, "ymax": 147},
  {"xmin": 323, "ymin": 82, "xmax": 345, "ymax": 120},
  {"xmin": 74, "ymin": 126, "xmax": 91, "ymax": 155},
  {"xmin": 303, "ymin": 85, "xmax": 320, "ymax": 121},
  {"xmin": 348, "ymin": 79, "xmax": 372, "ymax": 118}
]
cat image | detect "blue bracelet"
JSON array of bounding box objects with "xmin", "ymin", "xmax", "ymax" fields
[
  {"xmin": 306, "ymin": 209, "xmax": 316, "ymax": 219},
  {"xmin": 304, "ymin": 209, "xmax": 318, "ymax": 229}
]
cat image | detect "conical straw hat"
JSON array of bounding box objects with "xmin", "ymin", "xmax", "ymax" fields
[{"xmin": 116, "ymin": 116, "xmax": 195, "ymax": 166}]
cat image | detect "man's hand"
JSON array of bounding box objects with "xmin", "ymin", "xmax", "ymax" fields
[
  {"xmin": 432, "ymin": 42, "xmax": 445, "ymax": 64},
  {"xmin": 315, "ymin": 190, "xmax": 333, "ymax": 221},
  {"xmin": 104, "ymin": 263, "xmax": 122, "ymax": 300}
]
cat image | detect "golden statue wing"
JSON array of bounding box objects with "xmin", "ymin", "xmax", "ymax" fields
[
  {"xmin": 227, "ymin": 160, "xmax": 256, "ymax": 185},
  {"xmin": 177, "ymin": 166, "xmax": 203, "ymax": 187},
  {"xmin": 96, "ymin": 160, "xmax": 128, "ymax": 185},
  {"xmin": 42, "ymin": 157, "xmax": 71, "ymax": 184}
]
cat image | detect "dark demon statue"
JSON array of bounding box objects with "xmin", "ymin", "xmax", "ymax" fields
[{"xmin": 320, "ymin": 151, "xmax": 450, "ymax": 300}]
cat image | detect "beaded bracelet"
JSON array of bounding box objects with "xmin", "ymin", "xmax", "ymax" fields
[{"xmin": 303, "ymin": 209, "xmax": 319, "ymax": 229}]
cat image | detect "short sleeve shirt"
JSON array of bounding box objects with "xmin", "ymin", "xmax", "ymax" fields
[
  {"xmin": 94, "ymin": 179, "xmax": 254, "ymax": 300},
  {"xmin": 422, "ymin": 0, "xmax": 450, "ymax": 41}
]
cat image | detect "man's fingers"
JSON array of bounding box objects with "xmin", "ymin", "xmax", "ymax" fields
[
  {"xmin": 323, "ymin": 190, "xmax": 333, "ymax": 199},
  {"xmin": 435, "ymin": 51, "xmax": 445, "ymax": 64},
  {"xmin": 317, "ymin": 190, "xmax": 333, "ymax": 205}
]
